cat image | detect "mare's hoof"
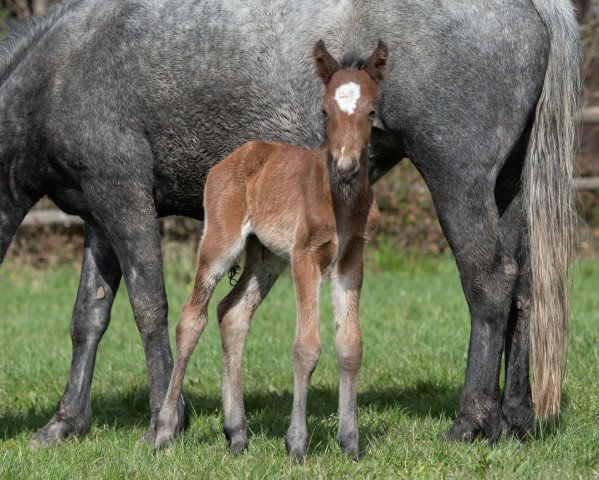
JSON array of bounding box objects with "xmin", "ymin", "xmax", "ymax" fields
[
  {"xmin": 446, "ymin": 409, "xmax": 502, "ymax": 444},
  {"xmin": 501, "ymin": 400, "xmax": 534, "ymax": 440},
  {"xmin": 30, "ymin": 414, "xmax": 90, "ymax": 449}
]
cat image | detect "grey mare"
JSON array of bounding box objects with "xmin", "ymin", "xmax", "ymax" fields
[{"xmin": 0, "ymin": 0, "xmax": 582, "ymax": 450}]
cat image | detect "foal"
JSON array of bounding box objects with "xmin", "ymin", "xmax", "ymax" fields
[{"xmin": 154, "ymin": 40, "xmax": 388, "ymax": 458}]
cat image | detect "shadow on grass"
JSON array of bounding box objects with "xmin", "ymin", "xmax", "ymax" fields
[{"xmin": 0, "ymin": 381, "xmax": 461, "ymax": 449}]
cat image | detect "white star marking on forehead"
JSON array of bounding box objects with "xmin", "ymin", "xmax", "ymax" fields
[{"xmin": 334, "ymin": 82, "xmax": 361, "ymax": 115}]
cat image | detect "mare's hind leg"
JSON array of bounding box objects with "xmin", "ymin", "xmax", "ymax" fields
[
  {"xmin": 154, "ymin": 213, "xmax": 249, "ymax": 450},
  {"xmin": 414, "ymin": 168, "xmax": 521, "ymax": 443},
  {"xmin": 31, "ymin": 223, "xmax": 122, "ymax": 448},
  {"xmin": 218, "ymin": 237, "xmax": 286, "ymax": 454},
  {"xmin": 502, "ymin": 229, "xmax": 534, "ymax": 438},
  {"xmin": 492, "ymin": 150, "xmax": 534, "ymax": 438}
]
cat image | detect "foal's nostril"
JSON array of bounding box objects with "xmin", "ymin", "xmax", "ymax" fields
[{"xmin": 334, "ymin": 160, "xmax": 360, "ymax": 182}]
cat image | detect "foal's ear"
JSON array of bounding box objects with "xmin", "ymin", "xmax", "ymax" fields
[
  {"xmin": 313, "ymin": 40, "xmax": 341, "ymax": 84},
  {"xmin": 365, "ymin": 40, "xmax": 389, "ymax": 84}
]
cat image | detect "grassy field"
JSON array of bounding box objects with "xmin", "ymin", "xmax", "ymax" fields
[{"xmin": 0, "ymin": 244, "xmax": 598, "ymax": 479}]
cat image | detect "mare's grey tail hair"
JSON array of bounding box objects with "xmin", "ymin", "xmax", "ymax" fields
[{"xmin": 525, "ymin": 0, "xmax": 583, "ymax": 418}]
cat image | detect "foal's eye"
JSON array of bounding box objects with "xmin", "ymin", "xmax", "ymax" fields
[
  {"xmin": 322, "ymin": 109, "xmax": 328, "ymax": 118},
  {"xmin": 368, "ymin": 110, "xmax": 376, "ymax": 120}
]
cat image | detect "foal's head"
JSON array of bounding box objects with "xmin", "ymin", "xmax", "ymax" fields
[{"xmin": 314, "ymin": 40, "xmax": 388, "ymax": 189}]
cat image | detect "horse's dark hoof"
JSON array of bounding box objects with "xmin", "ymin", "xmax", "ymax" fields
[
  {"xmin": 224, "ymin": 425, "xmax": 248, "ymax": 454},
  {"xmin": 446, "ymin": 409, "xmax": 502, "ymax": 444},
  {"xmin": 30, "ymin": 414, "xmax": 90, "ymax": 449},
  {"xmin": 501, "ymin": 400, "xmax": 534, "ymax": 440},
  {"xmin": 445, "ymin": 415, "xmax": 480, "ymax": 443},
  {"xmin": 285, "ymin": 433, "xmax": 308, "ymax": 461},
  {"xmin": 338, "ymin": 429, "xmax": 360, "ymax": 459},
  {"xmin": 229, "ymin": 439, "xmax": 248, "ymax": 455}
]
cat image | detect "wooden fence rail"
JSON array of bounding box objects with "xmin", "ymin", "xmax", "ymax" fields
[
  {"xmin": 583, "ymin": 106, "xmax": 599, "ymax": 125},
  {"xmin": 17, "ymin": 107, "xmax": 599, "ymax": 227}
]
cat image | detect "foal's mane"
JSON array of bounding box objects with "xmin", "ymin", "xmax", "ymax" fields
[{"xmin": 339, "ymin": 52, "xmax": 368, "ymax": 70}]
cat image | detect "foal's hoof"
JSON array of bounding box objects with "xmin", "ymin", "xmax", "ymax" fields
[
  {"xmin": 149, "ymin": 396, "xmax": 189, "ymax": 450},
  {"xmin": 338, "ymin": 429, "xmax": 360, "ymax": 459},
  {"xmin": 229, "ymin": 438, "xmax": 249, "ymax": 455},
  {"xmin": 30, "ymin": 414, "xmax": 90, "ymax": 449},
  {"xmin": 285, "ymin": 433, "xmax": 308, "ymax": 461},
  {"xmin": 224, "ymin": 425, "xmax": 248, "ymax": 455}
]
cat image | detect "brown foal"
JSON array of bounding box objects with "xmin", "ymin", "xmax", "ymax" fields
[{"xmin": 154, "ymin": 40, "xmax": 388, "ymax": 459}]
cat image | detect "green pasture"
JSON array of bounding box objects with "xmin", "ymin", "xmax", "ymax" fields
[{"xmin": 0, "ymin": 245, "xmax": 597, "ymax": 478}]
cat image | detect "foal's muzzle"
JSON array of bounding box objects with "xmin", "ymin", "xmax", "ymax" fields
[{"xmin": 333, "ymin": 157, "xmax": 360, "ymax": 183}]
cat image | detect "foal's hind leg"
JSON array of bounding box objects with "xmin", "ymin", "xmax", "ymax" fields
[
  {"xmin": 154, "ymin": 216, "xmax": 249, "ymax": 450},
  {"xmin": 31, "ymin": 223, "xmax": 122, "ymax": 448},
  {"xmin": 218, "ymin": 237, "xmax": 286, "ymax": 454}
]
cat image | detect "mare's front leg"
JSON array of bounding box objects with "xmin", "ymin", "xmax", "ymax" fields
[
  {"xmin": 285, "ymin": 251, "xmax": 322, "ymax": 460},
  {"xmin": 83, "ymin": 179, "xmax": 188, "ymax": 444},
  {"xmin": 332, "ymin": 239, "xmax": 364, "ymax": 457},
  {"xmin": 218, "ymin": 238, "xmax": 286, "ymax": 454},
  {"xmin": 31, "ymin": 223, "xmax": 122, "ymax": 448}
]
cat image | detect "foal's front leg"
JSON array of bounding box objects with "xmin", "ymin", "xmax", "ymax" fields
[
  {"xmin": 332, "ymin": 240, "xmax": 364, "ymax": 457},
  {"xmin": 285, "ymin": 252, "xmax": 322, "ymax": 460}
]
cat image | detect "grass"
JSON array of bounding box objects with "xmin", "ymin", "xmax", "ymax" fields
[{"xmin": 0, "ymin": 245, "xmax": 598, "ymax": 479}]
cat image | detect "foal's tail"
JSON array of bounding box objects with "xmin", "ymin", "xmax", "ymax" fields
[{"xmin": 524, "ymin": 0, "xmax": 583, "ymax": 418}]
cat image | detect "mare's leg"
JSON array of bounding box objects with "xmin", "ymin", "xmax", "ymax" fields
[
  {"xmin": 500, "ymin": 199, "xmax": 534, "ymax": 438},
  {"xmin": 413, "ymin": 164, "xmax": 521, "ymax": 443},
  {"xmin": 285, "ymin": 251, "xmax": 322, "ymax": 460},
  {"xmin": 218, "ymin": 237, "xmax": 286, "ymax": 454},
  {"xmin": 368, "ymin": 126, "xmax": 406, "ymax": 184},
  {"xmin": 332, "ymin": 240, "xmax": 364, "ymax": 457},
  {"xmin": 82, "ymin": 176, "xmax": 187, "ymax": 444},
  {"xmin": 31, "ymin": 223, "xmax": 122, "ymax": 448},
  {"xmin": 154, "ymin": 215, "xmax": 248, "ymax": 450},
  {"xmin": 0, "ymin": 191, "xmax": 35, "ymax": 264},
  {"xmin": 501, "ymin": 260, "xmax": 533, "ymax": 439}
]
